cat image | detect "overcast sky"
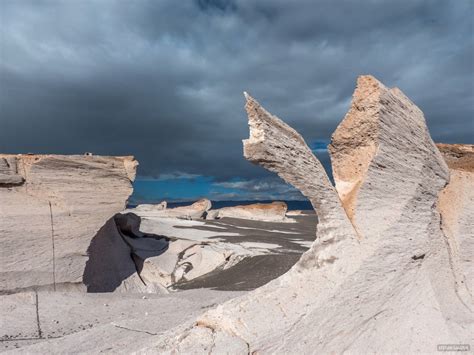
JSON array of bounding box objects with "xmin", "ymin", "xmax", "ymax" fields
[{"xmin": 1, "ymin": 0, "xmax": 473, "ymax": 201}]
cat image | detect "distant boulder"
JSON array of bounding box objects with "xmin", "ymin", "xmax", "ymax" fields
[
  {"xmin": 133, "ymin": 199, "xmax": 211, "ymax": 219},
  {"xmin": 206, "ymin": 201, "xmax": 288, "ymax": 222},
  {"xmin": 135, "ymin": 201, "xmax": 167, "ymax": 212}
]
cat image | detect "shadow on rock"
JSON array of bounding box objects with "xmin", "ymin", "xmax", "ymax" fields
[{"xmin": 83, "ymin": 212, "xmax": 169, "ymax": 292}]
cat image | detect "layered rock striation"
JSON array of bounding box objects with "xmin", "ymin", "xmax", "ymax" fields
[{"xmin": 0, "ymin": 154, "xmax": 137, "ymax": 292}]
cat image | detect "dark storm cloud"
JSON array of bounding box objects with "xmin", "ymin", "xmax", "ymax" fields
[{"xmin": 1, "ymin": 0, "xmax": 473, "ymax": 186}]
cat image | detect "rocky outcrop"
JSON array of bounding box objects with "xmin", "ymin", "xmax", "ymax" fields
[
  {"xmin": 0, "ymin": 154, "xmax": 137, "ymax": 292},
  {"xmin": 328, "ymin": 76, "xmax": 450, "ymax": 240},
  {"xmin": 206, "ymin": 201, "xmax": 288, "ymax": 222},
  {"xmin": 141, "ymin": 76, "xmax": 472, "ymax": 353},
  {"xmin": 134, "ymin": 199, "xmax": 211, "ymax": 219}
]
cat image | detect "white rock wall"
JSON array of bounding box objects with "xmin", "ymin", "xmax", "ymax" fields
[{"xmin": 0, "ymin": 154, "xmax": 137, "ymax": 292}]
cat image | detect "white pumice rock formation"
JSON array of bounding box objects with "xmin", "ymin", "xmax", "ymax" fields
[
  {"xmin": 206, "ymin": 201, "xmax": 288, "ymax": 222},
  {"xmin": 0, "ymin": 154, "xmax": 137, "ymax": 293},
  {"xmin": 134, "ymin": 201, "xmax": 167, "ymax": 212},
  {"xmin": 2, "ymin": 76, "xmax": 472, "ymax": 354},
  {"xmin": 138, "ymin": 76, "xmax": 472, "ymax": 353},
  {"xmin": 134, "ymin": 199, "xmax": 211, "ymax": 219},
  {"xmin": 205, "ymin": 209, "xmax": 220, "ymax": 220}
]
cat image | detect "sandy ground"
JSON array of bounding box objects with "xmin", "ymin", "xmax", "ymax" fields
[{"xmin": 0, "ymin": 213, "xmax": 316, "ymax": 353}]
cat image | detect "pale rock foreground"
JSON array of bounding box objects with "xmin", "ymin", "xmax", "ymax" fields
[
  {"xmin": 206, "ymin": 201, "xmax": 289, "ymax": 222},
  {"xmin": 134, "ymin": 76, "xmax": 472, "ymax": 353},
  {"xmin": 1, "ymin": 289, "xmax": 244, "ymax": 353},
  {"xmin": 0, "ymin": 154, "xmax": 137, "ymax": 292}
]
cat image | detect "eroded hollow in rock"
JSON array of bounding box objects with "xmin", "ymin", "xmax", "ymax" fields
[{"xmin": 83, "ymin": 213, "xmax": 169, "ymax": 293}]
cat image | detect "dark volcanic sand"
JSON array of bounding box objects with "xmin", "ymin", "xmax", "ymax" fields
[{"xmin": 174, "ymin": 213, "xmax": 317, "ymax": 291}]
